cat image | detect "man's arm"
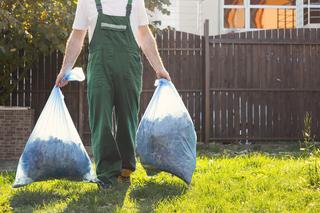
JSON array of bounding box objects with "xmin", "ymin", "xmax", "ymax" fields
[
  {"xmin": 55, "ymin": 29, "xmax": 87, "ymax": 87},
  {"xmin": 138, "ymin": 25, "xmax": 171, "ymax": 81}
]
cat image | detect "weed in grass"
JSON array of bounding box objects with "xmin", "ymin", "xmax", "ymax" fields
[
  {"xmin": 0, "ymin": 171, "xmax": 14, "ymax": 212},
  {"xmin": 299, "ymin": 113, "xmax": 320, "ymax": 191},
  {"xmin": 1, "ymin": 154, "xmax": 320, "ymax": 212},
  {"xmin": 300, "ymin": 112, "xmax": 320, "ymax": 157},
  {"xmin": 307, "ymin": 160, "xmax": 320, "ymax": 189}
]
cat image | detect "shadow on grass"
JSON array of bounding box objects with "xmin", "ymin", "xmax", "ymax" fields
[
  {"xmin": 10, "ymin": 181, "xmax": 130, "ymax": 212},
  {"xmin": 130, "ymin": 181, "xmax": 187, "ymax": 212},
  {"xmin": 63, "ymin": 182, "xmax": 130, "ymax": 212},
  {"xmin": 11, "ymin": 189, "xmax": 65, "ymax": 211}
]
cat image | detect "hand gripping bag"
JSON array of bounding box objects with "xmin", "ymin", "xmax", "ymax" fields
[
  {"xmin": 13, "ymin": 68, "xmax": 97, "ymax": 188},
  {"xmin": 136, "ymin": 79, "xmax": 197, "ymax": 184}
]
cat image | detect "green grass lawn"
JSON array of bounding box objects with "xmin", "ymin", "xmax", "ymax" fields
[{"xmin": 1, "ymin": 153, "xmax": 320, "ymax": 212}]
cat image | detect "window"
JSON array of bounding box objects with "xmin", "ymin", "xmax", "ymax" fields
[
  {"xmin": 304, "ymin": 0, "xmax": 320, "ymax": 3},
  {"xmin": 304, "ymin": 0, "xmax": 320, "ymax": 25},
  {"xmin": 225, "ymin": 0, "xmax": 244, "ymax": 5},
  {"xmin": 224, "ymin": 0, "xmax": 245, "ymax": 29},
  {"xmin": 251, "ymin": 8, "xmax": 296, "ymax": 28},
  {"xmin": 223, "ymin": 0, "xmax": 297, "ymax": 31},
  {"xmin": 224, "ymin": 8, "xmax": 245, "ymax": 28},
  {"xmin": 250, "ymin": 0, "xmax": 295, "ymax": 5}
]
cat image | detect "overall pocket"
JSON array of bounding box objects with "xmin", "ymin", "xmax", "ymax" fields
[{"xmin": 87, "ymin": 50, "xmax": 105, "ymax": 89}]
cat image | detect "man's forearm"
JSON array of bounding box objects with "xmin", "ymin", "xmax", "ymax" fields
[
  {"xmin": 60, "ymin": 29, "xmax": 86, "ymax": 73},
  {"xmin": 140, "ymin": 28, "xmax": 166, "ymax": 74}
]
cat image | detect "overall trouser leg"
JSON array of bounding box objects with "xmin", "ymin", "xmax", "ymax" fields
[
  {"xmin": 113, "ymin": 51, "xmax": 142, "ymax": 171},
  {"xmin": 87, "ymin": 51, "xmax": 122, "ymax": 181},
  {"xmin": 87, "ymin": 0, "xmax": 141, "ymax": 182}
]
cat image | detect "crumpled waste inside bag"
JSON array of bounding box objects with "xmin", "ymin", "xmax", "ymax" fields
[
  {"xmin": 136, "ymin": 79, "xmax": 197, "ymax": 184},
  {"xmin": 13, "ymin": 68, "xmax": 97, "ymax": 188}
]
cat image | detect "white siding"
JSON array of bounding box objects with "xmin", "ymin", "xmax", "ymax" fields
[
  {"xmin": 151, "ymin": 0, "xmax": 319, "ymax": 36},
  {"xmin": 149, "ymin": 1, "xmax": 180, "ymax": 30},
  {"xmin": 178, "ymin": 1, "xmax": 200, "ymax": 34},
  {"xmin": 200, "ymin": 0, "xmax": 221, "ymax": 35},
  {"xmin": 150, "ymin": 0, "xmax": 223, "ymax": 36}
]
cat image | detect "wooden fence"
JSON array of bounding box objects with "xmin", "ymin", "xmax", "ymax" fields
[
  {"xmin": 3, "ymin": 24, "xmax": 320, "ymax": 145},
  {"xmin": 205, "ymin": 24, "xmax": 320, "ymax": 142}
]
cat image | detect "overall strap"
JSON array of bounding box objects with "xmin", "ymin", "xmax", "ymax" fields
[
  {"xmin": 95, "ymin": 0, "xmax": 103, "ymax": 14},
  {"xmin": 126, "ymin": 0, "xmax": 133, "ymax": 16}
]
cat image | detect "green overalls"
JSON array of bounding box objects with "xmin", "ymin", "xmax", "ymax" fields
[{"xmin": 86, "ymin": 0, "xmax": 142, "ymax": 183}]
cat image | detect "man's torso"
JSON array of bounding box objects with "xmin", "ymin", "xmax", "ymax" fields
[{"xmin": 73, "ymin": 0, "xmax": 149, "ymax": 45}]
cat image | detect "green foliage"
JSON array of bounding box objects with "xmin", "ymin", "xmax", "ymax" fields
[
  {"xmin": 300, "ymin": 112, "xmax": 320, "ymax": 156},
  {"xmin": 1, "ymin": 154, "xmax": 320, "ymax": 212},
  {"xmin": 146, "ymin": 0, "xmax": 171, "ymax": 33},
  {"xmin": 0, "ymin": 0, "xmax": 171, "ymax": 105},
  {"xmin": 0, "ymin": 0, "xmax": 77, "ymax": 105},
  {"xmin": 145, "ymin": 0, "xmax": 170, "ymax": 16}
]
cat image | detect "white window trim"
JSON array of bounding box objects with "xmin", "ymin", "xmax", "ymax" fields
[
  {"xmin": 222, "ymin": 0, "xmax": 299, "ymax": 32},
  {"xmin": 303, "ymin": 1, "xmax": 320, "ymax": 25},
  {"xmin": 222, "ymin": 4, "xmax": 246, "ymax": 31}
]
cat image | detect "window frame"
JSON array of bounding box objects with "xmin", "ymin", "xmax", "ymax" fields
[
  {"xmin": 223, "ymin": 4, "xmax": 246, "ymax": 30},
  {"xmin": 303, "ymin": 0, "xmax": 320, "ymax": 25},
  {"xmin": 223, "ymin": 0, "xmax": 298, "ymax": 32}
]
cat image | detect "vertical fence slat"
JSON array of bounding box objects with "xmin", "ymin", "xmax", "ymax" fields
[
  {"xmin": 5, "ymin": 27, "xmax": 320, "ymax": 143},
  {"xmin": 203, "ymin": 20, "xmax": 210, "ymax": 143}
]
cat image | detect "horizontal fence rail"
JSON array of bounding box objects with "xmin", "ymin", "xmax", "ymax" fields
[
  {"xmin": 207, "ymin": 28, "xmax": 320, "ymax": 142},
  {"xmin": 3, "ymin": 27, "xmax": 320, "ymax": 144}
]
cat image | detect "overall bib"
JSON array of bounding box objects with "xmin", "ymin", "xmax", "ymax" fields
[{"xmin": 87, "ymin": 0, "xmax": 142, "ymax": 182}]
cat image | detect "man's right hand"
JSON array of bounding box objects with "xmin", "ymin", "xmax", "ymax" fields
[
  {"xmin": 55, "ymin": 71, "xmax": 69, "ymax": 87},
  {"xmin": 156, "ymin": 69, "xmax": 171, "ymax": 81}
]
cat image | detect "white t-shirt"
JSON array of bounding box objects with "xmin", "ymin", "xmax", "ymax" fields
[{"xmin": 72, "ymin": 0, "xmax": 149, "ymax": 46}]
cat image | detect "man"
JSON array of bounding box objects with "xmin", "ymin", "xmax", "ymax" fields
[{"xmin": 55, "ymin": 0, "xmax": 171, "ymax": 189}]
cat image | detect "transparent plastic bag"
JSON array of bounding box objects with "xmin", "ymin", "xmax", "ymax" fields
[
  {"xmin": 136, "ymin": 79, "xmax": 197, "ymax": 184},
  {"xmin": 13, "ymin": 68, "xmax": 97, "ymax": 188}
]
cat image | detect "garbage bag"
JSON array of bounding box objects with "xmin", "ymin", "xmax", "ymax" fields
[
  {"xmin": 136, "ymin": 79, "xmax": 197, "ymax": 184},
  {"xmin": 13, "ymin": 67, "xmax": 97, "ymax": 188}
]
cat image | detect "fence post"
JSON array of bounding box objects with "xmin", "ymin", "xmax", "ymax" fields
[{"xmin": 203, "ymin": 19, "xmax": 210, "ymax": 144}]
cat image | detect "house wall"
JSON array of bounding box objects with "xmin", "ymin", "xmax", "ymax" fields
[
  {"xmin": 199, "ymin": 0, "xmax": 221, "ymax": 35},
  {"xmin": 150, "ymin": 0, "xmax": 222, "ymax": 36},
  {"xmin": 150, "ymin": 0, "xmax": 319, "ymax": 36},
  {"xmin": 149, "ymin": 0, "xmax": 181, "ymax": 30},
  {"xmin": 178, "ymin": 0, "xmax": 201, "ymax": 34}
]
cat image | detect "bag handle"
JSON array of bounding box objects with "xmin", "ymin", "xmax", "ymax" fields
[{"xmin": 62, "ymin": 67, "xmax": 85, "ymax": 82}]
